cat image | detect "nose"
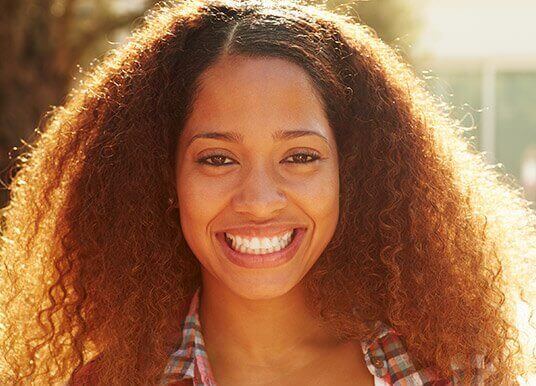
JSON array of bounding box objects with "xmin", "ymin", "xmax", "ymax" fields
[{"xmin": 231, "ymin": 163, "xmax": 288, "ymax": 219}]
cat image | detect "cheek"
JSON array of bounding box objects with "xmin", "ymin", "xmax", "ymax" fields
[
  {"xmin": 289, "ymin": 166, "xmax": 339, "ymax": 223},
  {"xmin": 176, "ymin": 162, "xmax": 340, "ymax": 228},
  {"xmin": 176, "ymin": 167, "xmax": 229, "ymax": 236}
]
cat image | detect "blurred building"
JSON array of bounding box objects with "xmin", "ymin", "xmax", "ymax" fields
[{"xmin": 413, "ymin": 0, "xmax": 536, "ymax": 203}]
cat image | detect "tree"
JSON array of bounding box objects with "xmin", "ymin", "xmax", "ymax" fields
[
  {"xmin": 0, "ymin": 0, "xmax": 157, "ymax": 204},
  {"xmin": 326, "ymin": 0, "xmax": 423, "ymax": 58}
]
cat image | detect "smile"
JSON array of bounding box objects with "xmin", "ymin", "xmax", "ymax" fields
[
  {"xmin": 224, "ymin": 229, "xmax": 296, "ymax": 254},
  {"xmin": 216, "ymin": 228, "xmax": 306, "ymax": 269}
]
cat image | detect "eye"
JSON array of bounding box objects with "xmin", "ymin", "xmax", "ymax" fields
[
  {"xmin": 195, "ymin": 154, "xmax": 236, "ymax": 167},
  {"xmin": 282, "ymin": 151, "xmax": 321, "ymax": 164},
  {"xmin": 195, "ymin": 150, "xmax": 322, "ymax": 167}
]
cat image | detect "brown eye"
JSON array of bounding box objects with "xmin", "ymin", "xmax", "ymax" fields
[
  {"xmin": 282, "ymin": 151, "xmax": 321, "ymax": 164},
  {"xmin": 196, "ymin": 154, "xmax": 235, "ymax": 166}
]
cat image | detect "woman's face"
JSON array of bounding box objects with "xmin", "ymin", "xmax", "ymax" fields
[{"xmin": 175, "ymin": 56, "xmax": 339, "ymax": 300}]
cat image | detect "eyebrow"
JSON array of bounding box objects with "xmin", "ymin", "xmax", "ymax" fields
[{"xmin": 186, "ymin": 129, "xmax": 329, "ymax": 148}]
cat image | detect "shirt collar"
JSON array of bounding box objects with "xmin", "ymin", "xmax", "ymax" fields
[
  {"xmin": 159, "ymin": 287, "xmax": 487, "ymax": 385},
  {"xmin": 159, "ymin": 287, "xmax": 216, "ymax": 385}
]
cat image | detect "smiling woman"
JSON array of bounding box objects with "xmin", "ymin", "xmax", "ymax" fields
[
  {"xmin": 176, "ymin": 56, "xmax": 340, "ymax": 299},
  {"xmin": 0, "ymin": 1, "xmax": 534, "ymax": 385}
]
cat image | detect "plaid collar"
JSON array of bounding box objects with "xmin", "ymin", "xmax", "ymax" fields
[{"xmin": 159, "ymin": 287, "xmax": 489, "ymax": 386}]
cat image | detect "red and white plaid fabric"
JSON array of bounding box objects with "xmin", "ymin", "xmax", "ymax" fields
[{"xmin": 159, "ymin": 287, "xmax": 493, "ymax": 385}]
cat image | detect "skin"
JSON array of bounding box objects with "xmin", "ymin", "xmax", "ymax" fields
[{"xmin": 175, "ymin": 56, "xmax": 373, "ymax": 385}]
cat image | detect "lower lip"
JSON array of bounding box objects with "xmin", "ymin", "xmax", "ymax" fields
[{"xmin": 216, "ymin": 228, "xmax": 306, "ymax": 269}]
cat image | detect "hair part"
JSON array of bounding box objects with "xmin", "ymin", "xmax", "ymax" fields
[{"xmin": 1, "ymin": 0, "xmax": 534, "ymax": 384}]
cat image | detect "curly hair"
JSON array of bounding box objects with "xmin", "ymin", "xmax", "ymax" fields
[{"xmin": 1, "ymin": 0, "xmax": 534, "ymax": 384}]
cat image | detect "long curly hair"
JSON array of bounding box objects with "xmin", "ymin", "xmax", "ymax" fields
[{"xmin": 1, "ymin": 1, "xmax": 534, "ymax": 384}]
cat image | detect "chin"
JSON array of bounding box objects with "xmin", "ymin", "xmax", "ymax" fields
[{"xmin": 218, "ymin": 270, "xmax": 304, "ymax": 301}]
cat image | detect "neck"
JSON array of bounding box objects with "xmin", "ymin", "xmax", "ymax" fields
[{"xmin": 198, "ymin": 271, "xmax": 337, "ymax": 368}]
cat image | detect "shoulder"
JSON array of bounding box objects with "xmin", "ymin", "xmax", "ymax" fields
[
  {"xmin": 362, "ymin": 320, "xmax": 494, "ymax": 385},
  {"xmin": 67, "ymin": 356, "xmax": 194, "ymax": 386}
]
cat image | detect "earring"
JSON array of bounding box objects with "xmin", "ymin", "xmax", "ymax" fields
[
  {"xmin": 167, "ymin": 196, "xmax": 177, "ymax": 207},
  {"xmin": 165, "ymin": 196, "xmax": 179, "ymax": 227}
]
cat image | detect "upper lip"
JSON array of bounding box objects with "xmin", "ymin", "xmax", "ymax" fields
[{"xmin": 219, "ymin": 223, "xmax": 306, "ymax": 238}]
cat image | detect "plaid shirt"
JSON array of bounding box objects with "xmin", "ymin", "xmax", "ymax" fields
[{"xmin": 159, "ymin": 287, "xmax": 492, "ymax": 386}]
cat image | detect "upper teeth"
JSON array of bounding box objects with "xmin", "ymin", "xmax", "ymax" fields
[{"xmin": 225, "ymin": 230, "xmax": 294, "ymax": 254}]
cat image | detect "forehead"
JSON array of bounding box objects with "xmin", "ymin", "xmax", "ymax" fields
[{"xmin": 183, "ymin": 55, "xmax": 331, "ymax": 138}]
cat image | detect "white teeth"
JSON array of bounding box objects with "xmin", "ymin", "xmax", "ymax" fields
[
  {"xmin": 250, "ymin": 237, "xmax": 261, "ymax": 249},
  {"xmin": 261, "ymin": 238, "xmax": 271, "ymax": 249},
  {"xmin": 225, "ymin": 229, "xmax": 296, "ymax": 254}
]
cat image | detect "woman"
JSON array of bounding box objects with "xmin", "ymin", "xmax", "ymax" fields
[{"xmin": 0, "ymin": 0, "xmax": 534, "ymax": 384}]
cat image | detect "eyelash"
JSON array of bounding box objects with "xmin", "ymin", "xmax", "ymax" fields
[{"xmin": 195, "ymin": 150, "xmax": 322, "ymax": 167}]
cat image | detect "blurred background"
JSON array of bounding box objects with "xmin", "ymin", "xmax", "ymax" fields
[{"xmin": 0, "ymin": 0, "xmax": 535, "ymax": 207}]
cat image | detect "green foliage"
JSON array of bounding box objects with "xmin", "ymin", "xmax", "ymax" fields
[{"xmin": 325, "ymin": 0, "xmax": 423, "ymax": 59}]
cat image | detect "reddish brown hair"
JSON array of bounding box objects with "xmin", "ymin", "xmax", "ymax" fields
[{"xmin": 1, "ymin": 1, "xmax": 534, "ymax": 384}]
